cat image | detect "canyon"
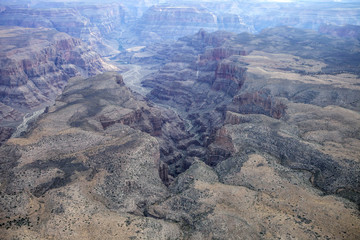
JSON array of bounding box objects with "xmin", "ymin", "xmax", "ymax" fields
[
  {"xmin": 0, "ymin": 0, "xmax": 360, "ymax": 239},
  {"xmin": 1, "ymin": 1, "xmax": 360, "ymax": 50},
  {"xmin": 0, "ymin": 26, "xmax": 116, "ymax": 144}
]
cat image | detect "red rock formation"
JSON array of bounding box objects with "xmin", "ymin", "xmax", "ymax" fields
[
  {"xmin": 200, "ymin": 47, "xmax": 246, "ymax": 62},
  {"xmin": 0, "ymin": 4, "xmax": 126, "ymax": 56},
  {"xmin": 194, "ymin": 29, "xmax": 235, "ymax": 48},
  {"xmin": 212, "ymin": 61, "xmax": 246, "ymax": 95},
  {"xmin": 207, "ymin": 127, "xmax": 235, "ymax": 166},
  {"xmin": 215, "ymin": 62, "xmax": 246, "ymax": 82},
  {"xmin": 0, "ymin": 27, "xmax": 113, "ymax": 110},
  {"xmin": 231, "ymin": 91, "xmax": 287, "ymax": 119},
  {"xmin": 0, "ymin": 27, "xmax": 116, "ymax": 146},
  {"xmin": 224, "ymin": 111, "xmax": 246, "ymax": 125}
]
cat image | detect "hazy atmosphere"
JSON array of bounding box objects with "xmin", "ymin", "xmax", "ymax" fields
[{"xmin": 0, "ymin": 0, "xmax": 359, "ymax": 239}]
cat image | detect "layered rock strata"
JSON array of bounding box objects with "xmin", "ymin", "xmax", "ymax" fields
[
  {"xmin": 0, "ymin": 3, "xmax": 127, "ymax": 56},
  {"xmin": 135, "ymin": 6, "xmax": 249, "ymax": 41},
  {"xmin": 2, "ymin": 1, "xmax": 360, "ymax": 50},
  {"xmin": 132, "ymin": 2, "xmax": 360, "ymax": 43},
  {"xmin": 1, "ymin": 26, "xmax": 360, "ymax": 238},
  {"xmin": 1, "ymin": 70, "xmax": 359, "ymax": 239},
  {"xmin": 0, "ymin": 26, "xmax": 116, "ymax": 144},
  {"xmin": 0, "ymin": 72, "xmax": 188, "ymax": 239},
  {"xmin": 138, "ymin": 27, "xmax": 360, "ymax": 209}
]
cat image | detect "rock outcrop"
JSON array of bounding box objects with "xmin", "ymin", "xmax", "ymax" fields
[
  {"xmin": 213, "ymin": 60, "xmax": 247, "ymax": 95},
  {"xmin": 1, "ymin": 67, "xmax": 358, "ymax": 239},
  {"xmin": 135, "ymin": 6, "xmax": 233, "ymax": 41},
  {"xmin": 0, "ymin": 72, "xmax": 188, "ymax": 239},
  {"xmin": 200, "ymin": 47, "xmax": 246, "ymax": 62},
  {"xmin": 131, "ymin": 1, "xmax": 360, "ymax": 43},
  {"xmin": 0, "ymin": 26, "xmax": 116, "ymax": 144},
  {"xmin": 230, "ymin": 91, "xmax": 287, "ymax": 119},
  {"xmin": 0, "ymin": 3, "xmax": 127, "ymax": 56},
  {"xmin": 2, "ymin": 1, "xmax": 359, "ymax": 49},
  {"xmin": 136, "ymin": 27, "xmax": 360, "ymax": 208},
  {"xmin": 1, "ymin": 3, "xmax": 360, "ymax": 238}
]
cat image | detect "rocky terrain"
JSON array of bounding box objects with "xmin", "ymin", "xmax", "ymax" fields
[
  {"xmin": 123, "ymin": 1, "xmax": 360, "ymax": 46},
  {"xmin": 0, "ymin": 26, "xmax": 116, "ymax": 144},
  {"xmin": 0, "ymin": 72, "xmax": 183, "ymax": 239},
  {"xmin": 138, "ymin": 1, "xmax": 360, "ymax": 38},
  {"xmin": 0, "ymin": 3, "xmax": 128, "ymax": 56},
  {"xmin": 137, "ymin": 27, "xmax": 360, "ymax": 192},
  {"xmin": 133, "ymin": 5, "xmax": 250, "ymax": 41},
  {"xmin": 0, "ymin": 67, "xmax": 359, "ymax": 238},
  {"xmin": 0, "ymin": 1, "xmax": 360, "ymax": 239},
  {"xmin": 1, "ymin": 0, "xmax": 360, "ymax": 49},
  {"xmin": 0, "ymin": 25, "xmax": 359, "ymax": 239},
  {"xmin": 319, "ymin": 24, "xmax": 360, "ymax": 41}
]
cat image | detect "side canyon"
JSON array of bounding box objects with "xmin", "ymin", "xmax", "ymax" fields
[{"xmin": 0, "ymin": 1, "xmax": 360, "ymax": 239}]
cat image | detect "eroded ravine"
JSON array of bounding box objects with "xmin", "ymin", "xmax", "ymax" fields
[
  {"xmin": 1, "ymin": 28, "xmax": 360, "ymax": 239},
  {"xmin": 113, "ymin": 28, "xmax": 360, "ymax": 203}
]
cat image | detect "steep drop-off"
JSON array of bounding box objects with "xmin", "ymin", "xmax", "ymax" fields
[
  {"xmin": 129, "ymin": 1, "xmax": 360, "ymax": 43},
  {"xmin": 0, "ymin": 26, "xmax": 116, "ymax": 144},
  {"xmin": 0, "ymin": 72, "xmax": 192, "ymax": 239},
  {"xmin": 0, "ymin": 3, "xmax": 127, "ymax": 56},
  {"xmin": 0, "ymin": 5, "xmax": 359, "ymax": 237},
  {"xmin": 1, "ymin": 1, "xmax": 360, "ymax": 50},
  {"xmin": 134, "ymin": 5, "xmax": 249, "ymax": 41},
  {"xmin": 136, "ymin": 27, "xmax": 360, "ymax": 206},
  {"xmin": 1, "ymin": 68, "xmax": 359, "ymax": 239}
]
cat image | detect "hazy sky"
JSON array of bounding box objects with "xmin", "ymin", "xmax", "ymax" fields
[
  {"xmin": 2, "ymin": 0, "xmax": 354, "ymax": 3},
  {"xmin": 0, "ymin": 0, "xmax": 357, "ymax": 7}
]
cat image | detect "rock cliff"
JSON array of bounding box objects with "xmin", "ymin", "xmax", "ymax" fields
[
  {"xmin": 0, "ymin": 2, "xmax": 360, "ymax": 238},
  {"xmin": 0, "ymin": 3, "xmax": 127, "ymax": 56},
  {"xmin": 0, "ymin": 26, "xmax": 116, "ymax": 144},
  {"xmin": 1, "ymin": 67, "xmax": 359, "ymax": 239},
  {"xmin": 134, "ymin": 5, "xmax": 249, "ymax": 41},
  {"xmin": 0, "ymin": 72, "xmax": 193, "ymax": 239},
  {"xmin": 137, "ymin": 28, "xmax": 360, "ymax": 239},
  {"xmin": 1, "ymin": 1, "xmax": 360, "ymax": 49},
  {"xmin": 130, "ymin": 1, "xmax": 360, "ymax": 43},
  {"xmin": 137, "ymin": 27, "xmax": 360, "ymax": 208}
]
